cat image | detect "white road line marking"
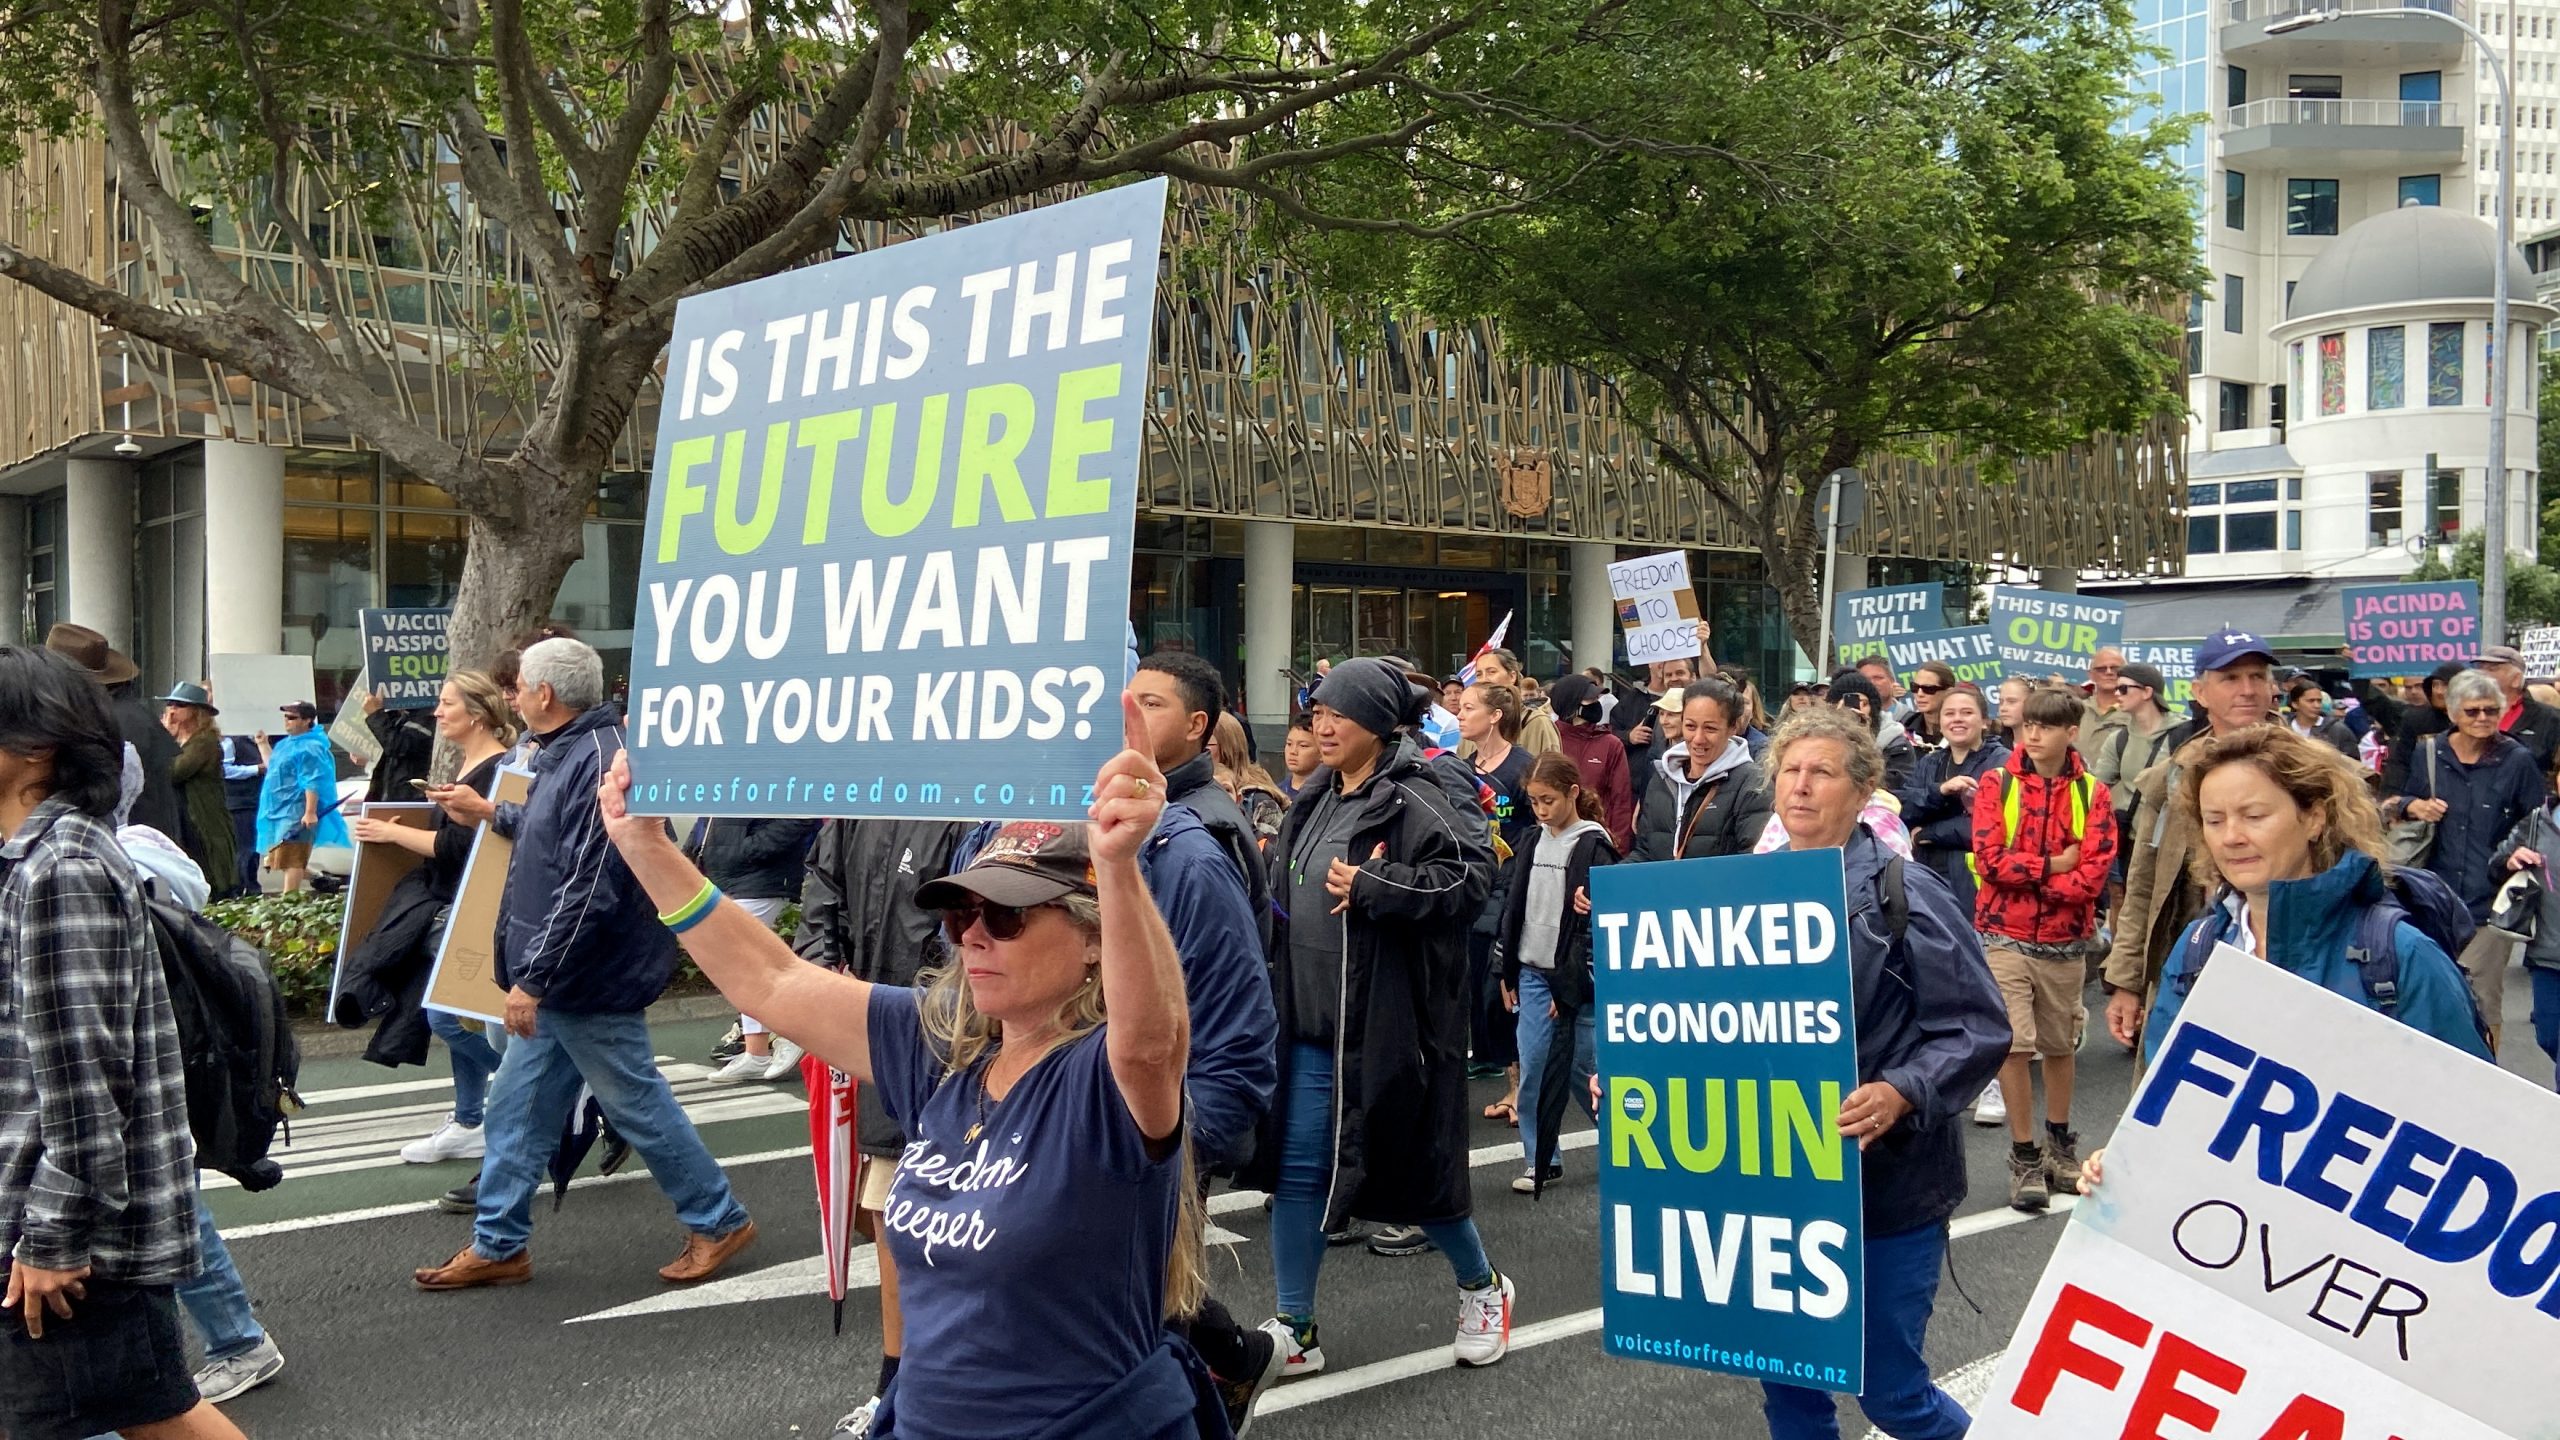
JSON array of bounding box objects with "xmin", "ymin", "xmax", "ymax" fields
[
  {"xmin": 218, "ymin": 1146, "xmax": 816, "ymax": 1240},
  {"xmin": 1260, "ymin": 1198, "xmax": 2071, "ymax": 1417}
]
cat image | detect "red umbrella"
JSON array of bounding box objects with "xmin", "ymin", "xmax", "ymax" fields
[{"xmin": 803, "ymin": 1049, "xmax": 861, "ymax": 1334}]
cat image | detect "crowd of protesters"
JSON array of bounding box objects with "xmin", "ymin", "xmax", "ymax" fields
[{"xmin": 8, "ymin": 596, "xmax": 2559, "ymax": 1440}]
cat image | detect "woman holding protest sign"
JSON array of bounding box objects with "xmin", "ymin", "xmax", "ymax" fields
[
  {"xmin": 593, "ymin": 694, "xmax": 1215, "ymax": 1439},
  {"xmin": 1748, "ymin": 704, "xmax": 2009, "ymax": 1440}
]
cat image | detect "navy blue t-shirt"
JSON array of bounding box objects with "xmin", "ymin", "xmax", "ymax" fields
[{"xmin": 866, "ymin": 985, "xmax": 1181, "ymax": 1440}]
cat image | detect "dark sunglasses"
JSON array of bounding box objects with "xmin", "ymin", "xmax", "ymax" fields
[
  {"xmin": 940, "ymin": 899, "xmax": 1048, "ymax": 943},
  {"xmin": 1909, "ymin": 682, "xmax": 1947, "ymax": 695}
]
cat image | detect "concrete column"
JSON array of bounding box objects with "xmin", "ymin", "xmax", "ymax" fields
[
  {"xmin": 1242, "ymin": 519, "xmax": 1295, "ymax": 731},
  {"xmin": 1571, "ymin": 541, "xmax": 1617, "ymax": 674},
  {"xmin": 0, "ymin": 496, "xmax": 25, "ymax": 641},
  {"xmin": 2034, "ymin": 566, "xmax": 2078, "ymax": 595},
  {"xmin": 202, "ymin": 440, "xmax": 286, "ymax": 656},
  {"xmin": 62, "ymin": 458, "xmax": 135, "ymax": 650}
]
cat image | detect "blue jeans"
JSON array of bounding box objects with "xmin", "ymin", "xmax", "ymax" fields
[
  {"xmin": 1762, "ymin": 1223, "xmax": 1969, "ymax": 1440},
  {"xmin": 177, "ymin": 1175, "xmax": 264, "ymax": 1361},
  {"xmin": 2532, "ymin": 967, "xmax": 2560, "ymax": 1088},
  {"xmin": 1514, "ymin": 967, "xmax": 1595, "ymax": 1172},
  {"xmin": 472, "ymin": 1008, "xmax": 750, "ymax": 1260},
  {"xmin": 430, "ymin": 1008, "xmax": 505, "ymax": 1129},
  {"xmin": 1270, "ymin": 1042, "xmax": 1493, "ymax": 1320}
]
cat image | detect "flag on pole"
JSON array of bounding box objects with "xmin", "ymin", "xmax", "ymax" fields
[
  {"xmin": 803, "ymin": 1051, "xmax": 862, "ymax": 1334},
  {"xmin": 1458, "ymin": 611, "xmax": 1514, "ymax": 685}
]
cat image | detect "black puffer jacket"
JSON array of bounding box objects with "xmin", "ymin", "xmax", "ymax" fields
[
  {"xmin": 798, "ymin": 818, "xmax": 966, "ymax": 1157},
  {"xmin": 1243, "ymin": 741, "xmax": 1491, "ymax": 1228},
  {"xmin": 696, "ymin": 817, "xmax": 819, "ymax": 900}
]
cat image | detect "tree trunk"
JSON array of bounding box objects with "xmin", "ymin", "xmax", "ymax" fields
[{"xmin": 445, "ymin": 478, "xmax": 593, "ymax": 677}]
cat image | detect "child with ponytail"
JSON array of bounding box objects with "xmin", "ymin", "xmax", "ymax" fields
[{"xmin": 1495, "ymin": 752, "xmax": 1616, "ymax": 1193}]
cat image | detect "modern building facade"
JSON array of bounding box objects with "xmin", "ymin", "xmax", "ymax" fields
[
  {"xmin": 2119, "ymin": 0, "xmax": 2554, "ymax": 645},
  {"xmin": 1, "ymin": 117, "xmax": 2187, "ymax": 730}
]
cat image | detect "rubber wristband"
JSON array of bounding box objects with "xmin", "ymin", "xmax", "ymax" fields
[{"xmin": 660, "ymin": 880, "xmax": 721, "ymax": 933}]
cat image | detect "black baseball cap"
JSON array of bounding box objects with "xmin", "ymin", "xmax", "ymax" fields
[
  {"xmin": 278, "ymin": 701, "xmax": 319, "ymax": 720},
  {"xmin": 914, "ymin": 821, "xmax": 1098, "ymax": 909}
]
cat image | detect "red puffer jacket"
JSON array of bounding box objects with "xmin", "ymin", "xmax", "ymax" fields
[{"xmin": 1970, "ymin": 747, "xmax": 2118, "ymax": 946}]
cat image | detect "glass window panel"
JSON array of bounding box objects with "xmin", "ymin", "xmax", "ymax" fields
[
  {"xmin": 2223, "ymin": 275, "xmax": 2244, "ymax": 333},
  {"xmin": 2288, "ymin": 178, "xmax": 2340, "ymax": 235},
  {"xmin": 285, "ymin": 449, "xmax": 377, "ymax": 506},
  {"xmin": 2285, "ymin": 509, "xmax": 2302, "ymax": 551},
  {"xmin": 2191, "ymin": 482, "xmax": 2222, "ymax": 506},
  {"xmin": 2368, "ymin": 325, "xmax": 2405, "ymax": 409},
  {"xmin": 385, "ymin": 512, "xmax": 465, "ymax": 608},
  {"xmin": 282, "ymin": 503, "xmax": 375, "ymax": 712},
  {"xmin": 2397, "ymin": 173, "xmax": 2442, "ymax": 207},
  {"xmin": 2428, "ymin": 321, "xmax": 2465, "ymax": 405},
  {"xmin": 2188, "ymin": 514, "xmax": 2221, "ymax": 554},
  {"xmin": 553, "ymin": 520, "xmax": 643, "ymax": 699},
  {"xmin": 2226, "ymin": 479, "xmax": 2279, "ymax": 504},
  {"xmin": 2318, "ymin": 331, "xmax": 2346, "ymax": 415},
  {"xmin": 2224, "ymin": 169, "xmax": 2246, "ymax": 229},
  {"xmin": 2225, "ymin": 512, "xmax": 2278, "ymax": 552}
]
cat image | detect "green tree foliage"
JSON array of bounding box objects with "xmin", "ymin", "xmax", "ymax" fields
[
  {"xmin": 2410, "ymin": 531, "xmax": 2560, "ymax": 629},
  {"xmin": 1280, "ymin": 0, "xmax": 2204, "ymax": 664},
  {"xmin": 0, "ymin": 0, "xmax": 1576, "ymax": 665}
]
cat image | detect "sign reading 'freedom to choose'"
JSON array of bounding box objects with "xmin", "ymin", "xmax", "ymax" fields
[
  {"xmin": 1592, "ymin": 848, "xmax": 1864, "ymax": 1394},
  {"xmin": 626, "ymin": 181, "xmax": 1168, "ymax": 819}
]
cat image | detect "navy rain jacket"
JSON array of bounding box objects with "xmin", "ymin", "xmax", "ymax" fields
[
  {"xmin": 1139, "ymin": 805, "xmax": 1278, "ymax": 1171},
  {"xmin": 492, "ymin": 705, "xmax": 678, "ymax": 1015}
]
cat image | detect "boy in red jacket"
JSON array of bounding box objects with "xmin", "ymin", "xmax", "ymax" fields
[{"xmin": 1971, "ymin": 684, "xmax": 2117, "ymax": 1212}]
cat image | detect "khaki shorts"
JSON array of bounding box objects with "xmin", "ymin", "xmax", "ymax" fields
[
  {"xmin": 858, "ymin": 1154, "xmax": 898, "ymax": 1213},
  {"xmin": 1986, "ymin": 942, "xmax": 2087, "ymax": 1058},
  {"xmin": 264, "ymin": 840, "xmax": 312, "ymax": 871}
]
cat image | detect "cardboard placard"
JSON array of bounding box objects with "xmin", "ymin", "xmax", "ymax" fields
[
  {"xmin": 2342, "ymin": 581, "xmax": 2481, "ymax": 678},
  {"xmin": 1831, "ymin": 583, "xmax": 1943, "ymax": 670},
  {"xmin": 422, "ymin": 767, "xmax": 533, "ymax": 1025},
  {"xmin": 209, "ymin": 653, "xmax": 319, "ymax": 734},
  {"xmin": 360, "ymin": 608, "xmax": 451, "ymax": 708},
  {"xmin": 624, "ymin": 180, "xmax": 1169, "ymax": 821},
  {"xmin": 1591, "ymin": 847, "xmax": 1864, "ymax": 1392},
  {"xmin": 2522, "ymin": 625, "xmax": 2560, "ymax": 678},
  {"xmin": 1971, "ymin": 952, "xmax": 2542, "ymax": 1437},
  {"xmin": 1607, "ymin": 550, "xmax": 1704, "ymax": 665},
  {"xmin": 328, "ymin": 802, "xmax": 437, "ymax": 1020}
]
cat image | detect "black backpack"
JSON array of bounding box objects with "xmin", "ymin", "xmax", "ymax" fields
[
  {"xmin": 145, "ymin": 891, "xmax": 303, "ymax": 1191},
  {"xmin": 2168, "ymin": 867, "xmax": 2491, "ymax": 1047}
]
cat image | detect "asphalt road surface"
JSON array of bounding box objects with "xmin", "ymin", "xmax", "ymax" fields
[{"xmin": 200, "ymin": 969, "xmax": 2554, "ymax": 1440}]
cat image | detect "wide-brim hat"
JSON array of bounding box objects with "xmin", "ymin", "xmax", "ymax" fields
[
  {"xmin": 914, "ymin": 821, "xmax": 1097, "ymax": 910},
  {"xmin": 44, "ymin": 622, "xmax": 139, "ymax": 685},
  {"xmin": 159, "ymin": 681, "xmax": 218, "ymax": 715}
]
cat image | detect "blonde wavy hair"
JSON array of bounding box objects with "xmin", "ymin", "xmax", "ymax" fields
[
  {"xmin": 444, "ymin": 668, "xmax": 521, "ymax": 746},
  {"xmin": 915, "ymin": 892, "xmax": 1208, "ymax": 1319},
  {"xmin": 2170, "ymin": 725, "xmax": 2390, "ymax": 891}
]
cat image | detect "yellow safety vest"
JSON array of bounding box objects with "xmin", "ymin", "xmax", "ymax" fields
[{"xmin": 1967, "ymin": 770, "xmax": 2092, "ymax": 883}]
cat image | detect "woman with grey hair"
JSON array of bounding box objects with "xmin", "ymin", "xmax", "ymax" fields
[
  {"xmin": 2387, "ymin": 668, "xmax": 2548, "ymax": 1046},
  {"xmin": 1731, "ymin": 706, "xmax": 2007, "ymax": 1439}
]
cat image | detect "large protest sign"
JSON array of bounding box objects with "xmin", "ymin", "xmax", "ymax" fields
[
  {"xmin": 1591, "ymin": 848, "xmax": 1864, "ymax": 1393},
  {"xmin": 423, "ymin": 768, "xmax": 532, "ymax": 1025},
  {"xmin": 1971, "ymin": 952, "xmax": 2549, "ymax": 1438},
  {"xmin": 1884, "ymin": 626, "xmax": 2002, "ymax": 689},
  {"xmin": 210, "ymin": 653, "xmax": 318, "ymax": 732},
  {"xmin": 626, "ymin": 180, "xmax": 1168, "ymax": 820},
  {"xmin": 1831, "ymin": 584, "xmax": 1942, "ymax": 670},
  {"xmin": 330, "ymin": 802, "xmax": 436, "ymax": 1020},
  {"xmin": 1608, "ymin": 551, "xmax": 1703, "ymax": 666},
  {"xmin": 2123, "ymin": 641, "xmax": 2196, "ymax": 710},
  {"xmin": 1988, "ymin": 589, "xmax": 2124, "ymax": 682},
  {"xmin": 2342, "ymin": 581, "xmax": 2480, "ymax": 678},
  {"xmin": 360, "ymin": 607, "xmax": 450, "ymax": 708}
]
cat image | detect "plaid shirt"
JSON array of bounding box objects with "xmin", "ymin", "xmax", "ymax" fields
[{"xmin": 0, "ymin": 798, "xmax": 197, "ymax": 1283}]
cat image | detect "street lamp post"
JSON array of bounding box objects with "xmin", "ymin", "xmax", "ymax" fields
[{"xmin": 2268, "ymin": 6, "xmax": 2514, "ymax": 641}]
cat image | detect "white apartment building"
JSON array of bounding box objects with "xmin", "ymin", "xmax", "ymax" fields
[{"xmin": 2110, "ymin": 0, "xmax": 2556, "ymax": 648}]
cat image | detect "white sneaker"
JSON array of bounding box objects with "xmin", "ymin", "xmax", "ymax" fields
[
  {"xmin": 768, "ymin": 1037, "xmax": 805, "ymax": 1078},
  {"xmin": 1258, "ymin": 1315, "xmax": 1325, "ymax": 1379},
  {"xmin": 193, "ymin": 1335, "xmax": 284, "ymax": 1403},
  {"xmin": 1972, "ymin": 1082, "xmax": 2007, "ymax": 1126},
  {"xmin": 830, "ymin": 1396, "xmax": 879, "ymax": 1439},
  {"xmin": 399, "ymin": 1116, "xmax": 485, "ymax": 1164},
  {"xmin": 708, "ymin": 1050, "xmax": 783, "ymax": 1084},
  {"xmin": 1453, "ymin": 1271, "xmax": 1515, "ymax": 1367}
]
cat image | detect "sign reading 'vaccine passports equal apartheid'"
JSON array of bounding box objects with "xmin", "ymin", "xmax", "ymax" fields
[
  {"xmin": 626, "ymin": 180, "xmax": 1168, "ymax": 820},
  {"xmin": 1591, "ymin": 848, "xmax": 1865, "ymax": 1394}
]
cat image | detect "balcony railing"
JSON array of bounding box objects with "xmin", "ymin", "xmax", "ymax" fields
[
  {"xmin": 2225, "ymin": 0, "xmax": 2464, "ymax": 24},
  {"xmin": 2224, "ymin": 97, "xmax": 2463, "ymax": 129}
]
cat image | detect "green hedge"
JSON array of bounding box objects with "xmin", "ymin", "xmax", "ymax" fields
[{"xmin": 204, "ymin": 889, "xmax": 792, "ymax": 1020}]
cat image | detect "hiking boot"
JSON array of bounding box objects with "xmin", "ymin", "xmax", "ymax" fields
[
  {"xmin": 1218, "ymin": 1322, "xmax": 1287, "ymax": 1434},
  {"xmin": 413, "ymin": 1245, "xmax": 532, "ymax": 1290},
  {"xmin": 1367, "ymin": 1224, "xmax": 1433, "ymax": 1257},
  {"xmin": 660, "ymin": 1220, "xmax": 759, "ymax": 1282},
  {"xmin": 435, "ymin": 1174, "xmax": 480, "ymax": 1215},
  {"xmin": 2008, "ymin": 1145, "xmax": 2050, "ymax": 1212},
  {"xmin": 192, "ymin": 1335, "xmax": 284, "ymax": 1403},
  {"xmin": 2045, "ymin": 1130, "xmax": 2084, "ymax": 1197}
]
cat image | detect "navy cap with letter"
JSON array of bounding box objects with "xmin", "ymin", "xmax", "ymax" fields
[{"xmin": 2195, "ymin": 627, "xmax": 2276, "ymax": 673}]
